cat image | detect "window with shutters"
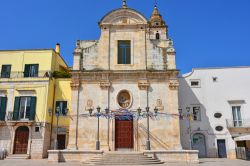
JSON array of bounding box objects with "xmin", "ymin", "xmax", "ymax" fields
[
  {"xmin": 13, "ymin": 96, "xmax": 36, "ymax": 121},
  {"xmin": 0, "ymin": 97, "xmax": 7, "ymax": 121},
  {"xmin": 1, "ymin": 65, "xmax": 11, "ymax": 78},
  {"xmin": 24, "ymin": 64, "xmax": 39, "ymax": 77},
  {"xmin": 118, "ymin": 40, "xmax": 131, "ymax": 64},
  {"xmin": 232, "ymin": 106, "xmax": 242, "ymax": 127},
  {"xmin": 56, "ymin": 101, "xmax": 68, "ymax": 116},
  {"xmin": 193, "ymin": 106, "xmax": 201, "ymax": 121}
]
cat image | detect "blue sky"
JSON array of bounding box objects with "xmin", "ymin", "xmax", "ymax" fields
[{"xmin": 0, "ymin": 0, "xmax": 249, "ymax": 73}]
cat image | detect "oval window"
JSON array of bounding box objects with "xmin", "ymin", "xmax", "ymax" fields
[
  {"xmin": 214, "ymin": 113, "xmax": 222, "ymax": 118},
  {"xmin": 215, "ymin": 126, "xmax": 223, "ymax": 131}
]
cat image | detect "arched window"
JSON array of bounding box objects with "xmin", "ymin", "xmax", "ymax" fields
[{"xmin": 156, "ymin": 33, "xmax": 160, "ymax": 40}]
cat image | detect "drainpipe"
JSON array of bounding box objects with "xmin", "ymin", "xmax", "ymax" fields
[
  {"xmin": 75, "ymin": 77, "xmax": 80, "ymax": 150},
  {"xmin": 107, "ymin": 84, "xmax": 110, "ymax": 150},
  {"xmin": 49, "ymin": 83, "xmax": 56, "ymax": 149}
]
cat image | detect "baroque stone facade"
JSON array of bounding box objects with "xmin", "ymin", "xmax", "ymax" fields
[{"xmin": 68, "ymin": 2, "xmax": 182, "ymax": 152}]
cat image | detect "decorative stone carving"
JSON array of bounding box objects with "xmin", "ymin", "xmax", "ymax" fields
[
  {"xmin": 156, "ymin": 99, "xmax": 164, "ymax": 111},
  {"xmin": 169, "ymin": 80, "xmax": 179, "ymax": 90},
  {"xmin": 70, "ymin": 81, "xmax": 80, "ymax": 90},
  {"xmin": 100, "ymin": 81, "xmax": 111, "ymax": 90},
  {"xmin": 86, "ymin": 99, "xmax": 94, "ymax": 111},
  {"xmin": 138, "ymin": 80, "xmax": 150, "ymax": 90}
]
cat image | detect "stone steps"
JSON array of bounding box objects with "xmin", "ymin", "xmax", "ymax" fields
[
  {"xmin": 84, "ymin": 152, "xmax": 164, "ymax": 165},
  {"xmin": 6, "ymin": 154, "xmax": 30, "ymax": 159}
]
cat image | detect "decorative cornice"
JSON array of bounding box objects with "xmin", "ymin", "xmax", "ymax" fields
[{"xmin": 71, "ymin": 70, "xmax": 179, "ymax": 82}]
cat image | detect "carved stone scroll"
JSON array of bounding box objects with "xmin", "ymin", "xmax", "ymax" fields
[
  {"xmin": 138, "ymin": 80, "xmax": 150, "ymax": 90},
  {"xmin": 169, "ymin": 80, "xmax": 179, "ymax": 90}
]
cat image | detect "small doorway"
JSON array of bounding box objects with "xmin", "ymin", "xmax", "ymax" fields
[
  {"xmin": 217, "ymin": 139, "xmax": 227, "ymax": 158},
  {"xmin": 57, "ymin": 134, "xmax": 66, "ymax": 150},
  {"xmin": 115, "ymin": 115, "xmax": 133, "ymax": 150},
  {"xmin": 14, "ymin": 126, "xmax": 29, "ymax": 154},
  {"xmin": 192, "ymin": 133, "xmax": 207, "ymax": 157}
]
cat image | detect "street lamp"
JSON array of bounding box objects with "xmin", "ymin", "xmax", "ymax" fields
[
  {"xmin": 146, "ymin": 106, "xmax": 151, "ymax": 150},
  {"xmin": 186, "ymin": 107, "xmax": 193, "ymax": 150},
  {"xmin": 137, "ymin": 106, "xmax": 158, "ymax": 150},
  {"xmin": 88, "ymin": 106, "xmax": 109, "ymax": 150},
  {"xmin": 54, "ymin": 106, "xmax": 69, "ymax": 150},
  {"xmin": 54, "ymin": 106, "xmax": 60, "ymax": 150},
  {"xmin": 96, "ymin": 106, "xmax": 101, "ymax": 150}
]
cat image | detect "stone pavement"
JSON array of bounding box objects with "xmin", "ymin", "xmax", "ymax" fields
[{"xmin": 0, "ymin": 158, "xmax": 249, "ymax": 166}]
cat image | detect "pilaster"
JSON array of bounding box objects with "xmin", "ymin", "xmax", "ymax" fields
[{"xmin": 67, "ymin": 81, "xmax": 80, "ymax": 149}]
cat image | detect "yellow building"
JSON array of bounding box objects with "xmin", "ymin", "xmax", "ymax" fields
[{"xmin": 0, "ymin": 44, "xmax": 71, "ymax": 159}]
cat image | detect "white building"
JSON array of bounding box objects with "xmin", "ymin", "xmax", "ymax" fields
[{"xmin": 179, "ymin": 67, "xmax": 250, "ymax": 159}]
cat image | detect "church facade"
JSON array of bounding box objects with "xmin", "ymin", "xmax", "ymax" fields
[{"xmin": 68, "ymin": 2, "xmax": 180, "ymax": 152}]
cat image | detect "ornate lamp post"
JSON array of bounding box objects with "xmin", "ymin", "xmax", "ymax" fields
[
  {"xmin": 96, "ymin": 106, "xmax": 101, "ymax": 150},
  {"xmin": 54, "ymin": 106, "xmax": 68, "ymax": 150},
  {"xmin": 179, "ymin": 106, "xmax": 194, "ymax": 150},
  {"xmin": 88, "ymin": 106, "xmax": 110, "ymax": 150},
  {"xmin": 186, "ymin": 107, "xmax": 193, "ymax": 149},
  {"xmin": 137, "ymin": 106, "xmax": 158, "ymax": 150}
]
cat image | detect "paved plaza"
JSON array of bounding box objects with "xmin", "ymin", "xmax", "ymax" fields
[{"xmin": 0, "ymin": 159, "xmax": 249, "ymax": 166}]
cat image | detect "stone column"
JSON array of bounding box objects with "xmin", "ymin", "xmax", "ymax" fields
[
  {"xmin": 137, "ymin": 80, "xmax": 150, "ymax": 151},
  {"xmin": 100, "ymin": 81, "xmax": 111, "ymax": 151},
  {"xmin": 67, "ymin": 81, "xmax": 80, "ymax": 149}
]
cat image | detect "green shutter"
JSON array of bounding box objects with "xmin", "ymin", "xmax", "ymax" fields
[
  {"xmin": 55, "ymin": 101, "xmax": 60, "ymax": 110},
  {"xmin": 29, "ymin": 97, "xmax": 37, "ymax": 120},
  {"xmin": 0, "ymin": 97, "xmax": 7, "ymax": 121},
  {"xmin": 24, "ymin": 65, "xmax": 30, "ymax": 77},
  {"xmin": 13, "ymin": 97, "xmax": 21, "ymax": 120},
  {"xmin": 62, "ymin": 101, "xmax": 67, "ymax": 115}
]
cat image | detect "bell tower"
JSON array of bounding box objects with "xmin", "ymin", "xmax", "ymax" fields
[{"xmin": 149, "ymin": 5, "xmax": 168, "ymax": 40}]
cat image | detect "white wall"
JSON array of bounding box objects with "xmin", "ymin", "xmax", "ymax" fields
[{"xmin": 179, "ymin": 67, "xmax": 250, "ymax": 158}]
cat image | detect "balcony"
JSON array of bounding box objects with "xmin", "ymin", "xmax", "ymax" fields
[
  {"xmin": 226, "ymin": 119, "xmax": 250, "ymax": 128},
  {"xmin": 0, "ymin": 71, "xmax": 52, "ymax": 79},
  {"xmin": 4, "ymin": 112, "xmax": 34, "ymax": 125},
  {"xmin": 226, "ymin": 119, "xmax": 250, "ymax": 134}
]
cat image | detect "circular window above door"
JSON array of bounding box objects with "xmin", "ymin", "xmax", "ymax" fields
[{"xmin": 117, "ymin": 90, "xmax": 132, "ymax": 109}]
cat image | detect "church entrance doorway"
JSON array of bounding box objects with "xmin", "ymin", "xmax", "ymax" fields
[{"xmin": 115, "ymin": 115, "xmax": 133, "ymax": 150}]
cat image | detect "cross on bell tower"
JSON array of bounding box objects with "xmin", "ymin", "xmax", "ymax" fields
[{"xmin": 122, "ymin": 0, "xmax": 127, "ymax": 8}]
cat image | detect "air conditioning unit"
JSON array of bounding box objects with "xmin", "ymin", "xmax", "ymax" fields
[{"xmin": 7, "ymin": 112, "xmax": 13, "ymax": 121}]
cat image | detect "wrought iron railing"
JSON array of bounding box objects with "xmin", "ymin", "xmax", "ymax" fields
[
  {"xmin": 226, "ymin": 119, "xmax": 250, "ymax": 128},
  {"xmin": 0, "ymin": 71, "xmax": 52, "ymax": 79}
]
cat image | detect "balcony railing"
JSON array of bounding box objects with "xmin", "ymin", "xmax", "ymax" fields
[
  {"xmin": 226, "ymin": 119, "xmax": 250, "ymax": 128},
  {"xmin": 5, "ymin": 112, "xmax": 34, "ymax": 122},
  {"xmin": 0, "ymin": 71, "xmax": 52, "ymax": 79}
]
